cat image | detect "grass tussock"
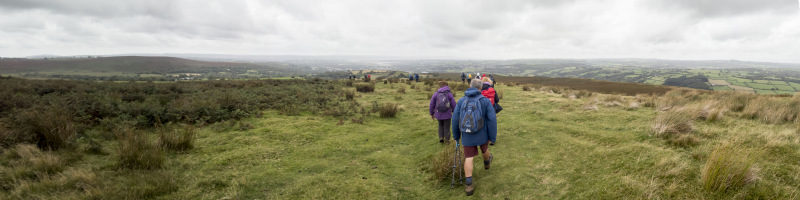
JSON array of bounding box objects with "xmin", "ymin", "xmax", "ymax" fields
[
  {"xmin": 522, "ymin": 85, "xmax": 531, "ymax": 91},
  {"xmin": 355, "ymin": 83, "xmax": 375, "ymax": 93},
  {"xmin": 582, "ymin": 99, "xmax": 599, "ymax": 111},
  {"xmin": 379, "ymin": 102, "xmax": 399, "ymax": 118},
  {"xmin": 397, "ymin": 86, "xmax": 406, "ymax": 94},
  {"xmin": 344, "ymin": 88, "xmax": 356, "ymax": 100},
  {"xmin": 2, "ymin": 144, "xmax": 66, "ymax": 176},
  {"xmin": 430, "ymin": 142, "xmax": 465, "ymax": 182},
  {"xmin": 702, "ymin": 143, "xmax": 759, "ymax": 192},
  {"xmin": 11, "ymin": 106, "xmax": 81, "ymax": 150},
  {"xmin": 651, "ymin": 107, "xmax": 695, "ymax": 137},
  {"xmin": 157, "ymin": 124, "xmax": 196, "ymax": 151},
  {"xmin": 742, "ymin": 97, "xmax": 797, "ymax": 124},
  {"xmin": 116, "ymin": 128, "xmax": 164, "ymax": 170}
]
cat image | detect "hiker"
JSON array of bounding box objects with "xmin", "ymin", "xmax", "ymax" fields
[
  {"xmin": 415, "ymin": 73, "xmax": 419, "ymax": 82},
  {"xmin": 452, "ymin": 79, "xmax": 497, "ymax": 196},
  {"xmin": 430, "ymin": 81, "xmax": 457, "ymax": 144},
  {"xmin": 489, "ymin": 74, "xmax": 495, "ymax": 85},
  {"xmin": 409, "ymin": 74, "xmax": 414, "ymax": 81},
  {"xmin": 480, "ymin": 77, "xmax": 499, "ymax": 146},
  {"xmin": 467, "ymin": 73, "xmax": 473, "ymax": 84},
  {"xmin": 368, "ymin": 74, "xmax": 371, "ymax": 79},
  {"xmin": 461, "ymin": 73, "xmax": 466, "ymax": 83},
  {"xmin": 476, "ymin": 73, "xmax": 480, "ymax": 79}
]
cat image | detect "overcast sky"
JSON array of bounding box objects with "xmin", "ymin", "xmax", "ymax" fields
[{"xmin": 1, "ymin": 0, "xmax": 799, "ymax": 62}]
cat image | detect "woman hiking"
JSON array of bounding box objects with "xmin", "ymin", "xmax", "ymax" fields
[
  {"xmin": 480, "ymin": 77, "xmax": 499, "ymax": 145},
  {"xmin": 429, "ymin": 81, "xmax": 457, "ymax": 144}
]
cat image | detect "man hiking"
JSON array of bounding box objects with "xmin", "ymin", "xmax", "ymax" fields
[
  {"xmin": 452, "ymin": 79, "xmax": 497, "ymax": 196},
  {"xmin": 461, "ymin": 73, "xmax": 466, "ymax": 83}
]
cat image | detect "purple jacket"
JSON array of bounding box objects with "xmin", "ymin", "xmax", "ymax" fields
[{"xmin": 429, "ymin": 86, "xmax": 457, "ymax": 120}]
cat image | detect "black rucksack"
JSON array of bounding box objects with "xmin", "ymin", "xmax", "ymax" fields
[{"xmin": 435, "ymin": 91, "xmax": 451, "ymax": 113}]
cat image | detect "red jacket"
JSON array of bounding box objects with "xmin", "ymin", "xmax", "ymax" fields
[{"xmin": 481, "ymin": 87, "xmax": 496, "ymax": 105}]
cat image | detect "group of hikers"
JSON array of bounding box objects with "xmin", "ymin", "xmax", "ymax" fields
[
  {"xmin": 429, "ymin": 73, "xmax": 501, "ymax": 196},
  {"xmin": 348, "ymin": 74, "xmax": 370, "ymax": 80},
  {"xmin": 409, "ymin": 73, "xmax": 420, "ymax": 82},
  {"xmin": 461, "ymin": 72, "xmax": 495, "ymax": 86}
]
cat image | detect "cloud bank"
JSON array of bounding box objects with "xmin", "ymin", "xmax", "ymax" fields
[{"xmin": 0, "ymin": 0, "xmax": 798, "ymax": 62}]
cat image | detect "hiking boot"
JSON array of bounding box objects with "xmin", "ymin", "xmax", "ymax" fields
[
  {"xmin": 489, "ymin": 141, "xmax": 495, "ymax": 146},
  {"xmin": 465, "ymin": 177, "xmax": 474, "ymax": 196},
  {"xmin": 439, "ymin": 138, "xmax": 444, "ymax": 143},
  {"xmin": 484, "ymin": 153, "xmax": 493, "ymax": 170}
]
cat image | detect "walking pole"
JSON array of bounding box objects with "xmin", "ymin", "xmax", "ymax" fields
[{"xmin": 451, "ymin": 141, "xmax": 459, "ymax": 189}]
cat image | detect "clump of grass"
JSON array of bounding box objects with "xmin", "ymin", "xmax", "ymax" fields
[
  {"xmin": 345, "ymin": 81, "xmax": 353, "ymax": 87},
  {"xmin": 11, "ymin": 106, "xmax": 81, "ymax": 150},
  {"xmin": 742, "ymin": 97, "xmax": 796, "ymax": 124},
  {"xmin": 635, "ymin": 94, "xmax": 656, "ymax": 108},
  {"xmin": 117, "ymin": 128, "xmax": 164, "ymax": 169},
  {"xmin": 158, "ymin": 125, "xmax": 196, "ymax": 151},
  {"xmin": 702, "ymin": 143, "xmax": 759, "ymax": 192},
  {"xmin": 697, "ymin": 101, "xmax": 725, "ymax": 122},
  {"xmin": 379, "ymin": 102, "xmax": 399, "ymax": 118},
  {"xmin": 522, "ymin": 85, "xmax": 531, "ymax": 91},
  {"xmin": 410, "ymin": 84, "xmax": 416, "ymax": 89},
  {"xmin": 397, "ymin": 86, "xmax": 406, "ymax": 94},
  {"xmin": 582, "ymin": 99, "xmax": 599, "ymax": 111},
  {"xmin": 394, "ymin": 94, "xmax": 403, "ymax": 100},
  {"xmin": 651, "ymin": 108, "xmax": 695, "ymax": 137},
  {"xmin": 666, "ymin": 134, "xmax": 699, "ymax": 147},
  {"xmin": 383, "ymin": 80, "xmax": 388, "ymax": 84},
  {"xmin": 430, "ymin": 142, "xmax": 465, "ymax": 182},
  {"xmin": 344, "ymin": 88, "xmax": 356, "ymax": 100},
  {"xmin": 4, "ymin": 144, "xmax": 66, "ymax": 175},
  {"xmin": 355, "ymin": 83, "xmax": 375, "ymax": 93}
]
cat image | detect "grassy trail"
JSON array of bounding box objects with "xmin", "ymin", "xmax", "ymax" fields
[{"xmin": 157, "ymin": 81, "xmax": 796, "ymax": 199}]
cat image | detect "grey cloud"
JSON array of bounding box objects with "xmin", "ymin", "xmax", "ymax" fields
[{"xmin": 655, "ymin": 0, "xmax": 797, "ymax": 18}]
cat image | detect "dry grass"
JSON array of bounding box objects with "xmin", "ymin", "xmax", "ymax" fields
[
  {"xmin": 742, "ymin": 97, "xmax": 798, "ymax": 124},
  {"xmin": 430, "ymin": 142, "xmax": 465, "ymax": 182},
  {"xmin": 583, "ymin": 99, "xmax": 599, "ymax": 111},
  {"xmin": 355, "ymin": 83, "xmax": 375, "ymax": 93},
  {"xmin": 702, "ymin": 143, "xmax": 759, "ymax": 192},
  {"xmin": 11, "ymin": 106, "xmax": 81, "ymax": 150},
  {"xmin": 379, "ymin": 102, "xmax": 399, "ymax": 118},
  {"xmin": 651, "ymin": 107, "xmax": 695, "ymax": 137},
  {"xmin": 157, "ymin": 125, "xmax": 196, "ymax": 151},
  {"xmin": 116, "ymin": 128, "xmax": 164, "ymax": 169},
  {"xmin": 344, "ymin": 88, "xmax": 356, "ymax": 100}
]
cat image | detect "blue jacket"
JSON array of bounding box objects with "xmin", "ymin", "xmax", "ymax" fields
[{"xmin": 452, "ymin": 87, "xmax": 497, "ymax": 146}]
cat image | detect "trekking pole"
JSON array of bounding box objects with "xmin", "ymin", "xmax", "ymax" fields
[{"xmin": 451, "ymin": 141, "xmax": 459, "ymax": 189}]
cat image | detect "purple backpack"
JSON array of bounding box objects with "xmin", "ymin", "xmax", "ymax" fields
[{"xmin": 435, "ymin": 91, "xmax": 451, "ymax": 113}]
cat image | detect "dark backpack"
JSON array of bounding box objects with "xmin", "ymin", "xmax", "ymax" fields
[
  {"xmin": 459, "ymin": 96, "xmax": 485, "ymax": 134},
  {"xmin": 435, "ymin": 91, "xmax": 451, "ymax": 113}
]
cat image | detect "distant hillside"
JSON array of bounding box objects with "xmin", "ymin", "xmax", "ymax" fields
[
  {"xmin": 434, "ymin": 73, "xmax": 675, "ymax": 96},
  {"xmin": 0, "ymin": 56, "xmax": 265, "ymax": 74}
]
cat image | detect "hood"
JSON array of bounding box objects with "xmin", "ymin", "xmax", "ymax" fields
[
  {"xmin": 464, "ymin": 87, "xmax": 482, "ymax": 97},
  {"xmin": 437, "ymin": 86, "xmax": 451, "ymax": 93}
]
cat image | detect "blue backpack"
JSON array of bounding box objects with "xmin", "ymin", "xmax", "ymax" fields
[{"xmin": 459, "ymin": 96, "xmax": 485, "ymax": 134}]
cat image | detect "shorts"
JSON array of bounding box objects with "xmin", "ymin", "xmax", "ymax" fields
[{"xmin": 463, "ymin": 142, "xmax": 489, "ymax": 158}]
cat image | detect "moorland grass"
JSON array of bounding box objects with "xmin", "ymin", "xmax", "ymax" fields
[{"xmin": 3, "ymin": 78, "xmax": 800, "ymax": 199}]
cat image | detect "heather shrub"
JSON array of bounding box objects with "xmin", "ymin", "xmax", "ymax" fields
[{"xmin": 702, "ymin": 143, "xmax": 758, "ymax": 192}]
